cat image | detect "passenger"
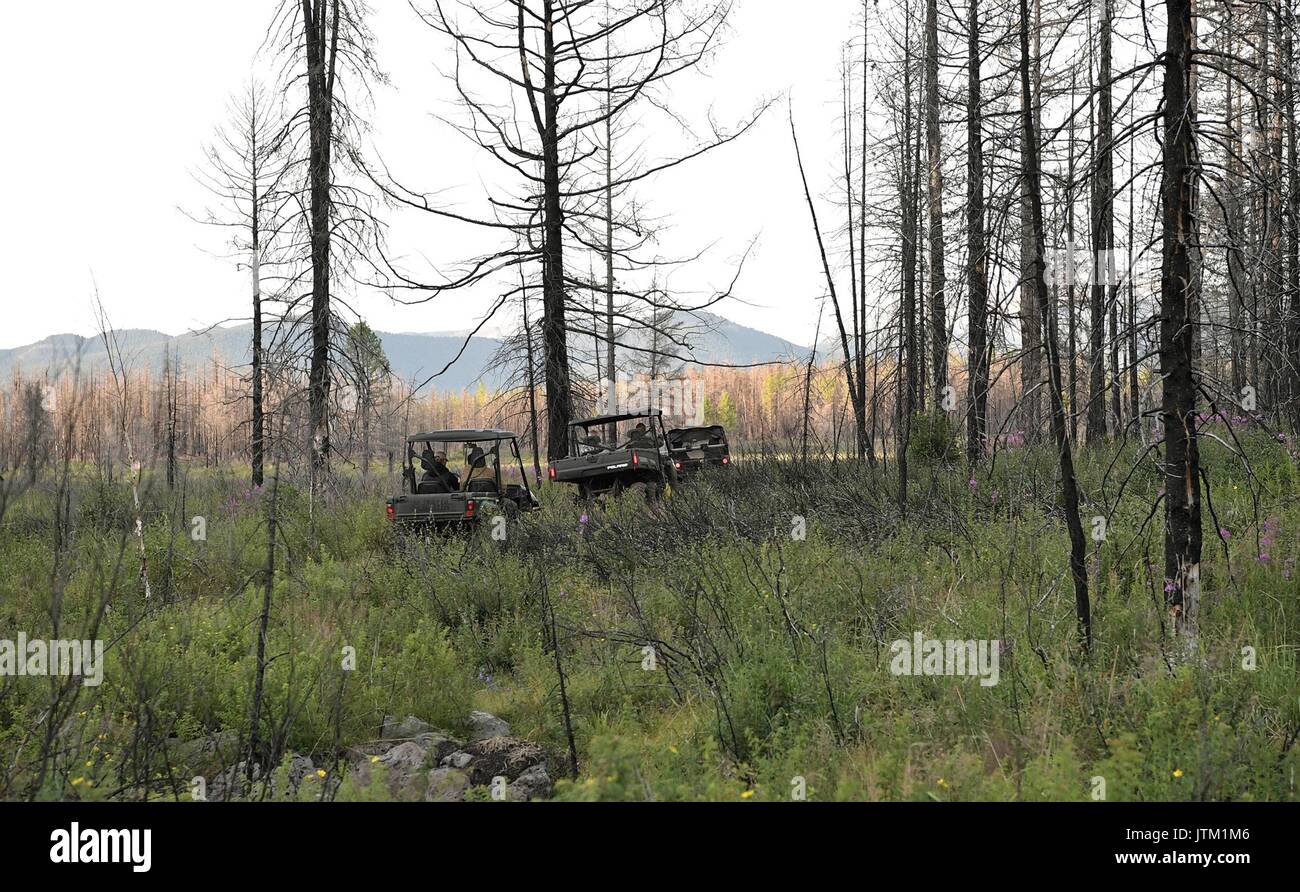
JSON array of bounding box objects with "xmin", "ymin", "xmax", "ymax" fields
[{"xmin": 464, "ymin": 445, "xmax": 496, "ymax": 490}]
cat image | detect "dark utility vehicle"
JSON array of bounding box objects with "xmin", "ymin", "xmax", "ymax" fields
[
  {"xmin": 548, "ymin": 411, "xmax": 678, "ymax": 499},
  {"xmin": 667, "ymin": 425, "xmax": 732, "ymax": 476},
  {"xmin": 387, "ymin": 430, "xmax": 538, "ymax": 528}
]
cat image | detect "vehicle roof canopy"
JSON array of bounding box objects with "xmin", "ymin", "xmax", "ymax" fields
[
  {"xmin": 408, "ymin": 430, "xmax": 516, "ymax": 443},
  {"xmin": 570, "ymin": 411, "xmax": 663, "ymax": 428}
]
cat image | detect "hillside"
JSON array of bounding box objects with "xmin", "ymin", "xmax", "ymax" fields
[{"xmin": 0, "ymin": 310, "xmax": 806, "ymax": 392}]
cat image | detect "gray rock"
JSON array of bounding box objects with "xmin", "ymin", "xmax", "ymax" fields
[
  {"xmin": 507, "ymin": 764, "xmax": 553, "ymax": 801},
  {"xmin": 171, "ymin": 730, "xmax": 240, "ymax": 777},
  {"xmin": 441, "ymin": 750, "xmax": 473, "ymax": 769},
  {"xmin": 375, "ymin": 741, "xmax": 433, "ymax": 800},
  {"xmin": 467, "ymin": 710, "xmax": 510, "ymax": 742},
  {"xmin": 207, "ymin": 761, "xmax": 261, "ymax": 802},
  {"xmin": 381, "ymin": 741, "xmax": 428, "ymax": 775},
  {"xmin": 382, "ymin": 715, "xmax": 435, "ymax": 740},
  {"xmin": 345, "ymin": 741, "xmax": 394, "ymax": 765},
  {"xmin": 283, "ymin": 754, "xmax": 315, "ymax": 796},
  {"xmin": 425, "ymin": 767, "xmax": 471, "ymax": 802},
  {"xmin": 413, "ymin": 732, "xmax": 458, "ymax": 763}
]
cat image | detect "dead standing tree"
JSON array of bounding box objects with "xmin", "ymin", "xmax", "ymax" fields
[
  {"xmin": 190, "ymin": 79, "xmax": 294, "ymax": 488},
  {"xmin": 378, "ymin": 0, "xmax": 763, "ymax": 459},
  {"xmin": 267, "ymin": 0, "xmax": 385, "ymax": 489},
  {"xmin": 1160, "ymin": 0, "xmax": 1203, "ymax": 650},
  {"xmin": 1086, "ymin": 0, "xmax": 1115, "ymax": 447},
  {"xmin": 1017, "ymin": 0, "xmax": 1090, "ymax": 649},
  {"xmin": 923, "ymin": 0, "xmax": 949, "ymax": 408},
  {"xmin": 966, "ymin": 0, "xmax": 990, "ymax": 463}
]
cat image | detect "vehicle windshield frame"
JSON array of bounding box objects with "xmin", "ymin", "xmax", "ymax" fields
[
  {"xmin": 568, "ymin": 412, "xmax": 665, "ymax": 453},
  {"xmin": 403, "ymin": 432, "xmax": 528, "ymax": 497}
]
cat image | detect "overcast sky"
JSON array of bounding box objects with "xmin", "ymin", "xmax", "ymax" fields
[{"xmin": 1, "ymin": 1, "xmax": 864, "ymax": 350}]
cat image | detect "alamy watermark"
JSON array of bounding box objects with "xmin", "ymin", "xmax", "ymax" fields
[
  {"xmin": 50, "ymin": 823, "xmax": 151, "ymax": 872},
  {"xmin": 0, "ymin": 633, "xmax": 104, "ymax": 686},
  {"xmin": 889, "ymin": 633, "xmax": 1000, "ymax": 687},
  {"xmin": 596, "ymin": 373, "xmax": 705, "ymax": 425},
  {"xmin": 1042, "ymin": 241, "xmax": 1154, "ymax": 292}
]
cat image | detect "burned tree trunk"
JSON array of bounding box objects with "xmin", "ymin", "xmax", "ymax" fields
[
  {"xmin": 924, "ymin": 0, "xmax": 948, "ymax": 404},
  {"xmin": 1017, "ymin": 0, "xmax": 1043, "ymax": 442},
  {"xmin": 966, "ymin": 0, "xmax": 988, "ymax": 463},
  {"xmin": 1160, "ymin": 0, "xmax": 1203, "ymax": 648},
  {"xmin": 1019, "ymin": 0, "xmax": 1091, "ymax": 648},
  {"xmin": 1087, "ymin": 0, "xmax": 1114, "ymax": 446},
  {"xmin": 304, "ymin": 0, "xmax": 336, "ymax": 484}
]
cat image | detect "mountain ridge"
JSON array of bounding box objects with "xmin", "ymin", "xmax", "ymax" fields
[{"xmin": 0, "ymin": 311, "xmax": 807, "ymax": 392}]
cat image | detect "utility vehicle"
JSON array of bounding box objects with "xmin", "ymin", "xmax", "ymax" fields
[
  {"xmin": 548, "ymin": 411, "xmax": 678, "ymax": 499},
  {"xmin": 387, "ymin": 430, "xmax": 538, "ymax": 528},
  {"xmin": 666, "ymin": 424, "xmax": 732, "ymax": 476}
]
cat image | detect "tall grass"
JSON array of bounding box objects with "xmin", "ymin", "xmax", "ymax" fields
[{"xmin": 1, "ymin": 433, "xmax": 1297, "ymax": 800}]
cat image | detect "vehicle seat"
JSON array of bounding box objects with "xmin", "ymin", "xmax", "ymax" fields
[
  {"xmin": 418, "ymin": 477, "xmax": 449, "ymax": 494},
  {"xmin": 465, "ymin": 478, "xmax": 499, "ymax": 494}
]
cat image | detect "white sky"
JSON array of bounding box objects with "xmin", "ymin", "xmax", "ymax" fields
[{"xmin": 1, "ymin": 1, "xmax": 863, "ymax": 350}]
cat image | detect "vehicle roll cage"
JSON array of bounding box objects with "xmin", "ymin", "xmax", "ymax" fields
[
  {"xmin": 568, "ymin": 410, "xmax": 668, "ymax": 453},
  {"xmin": 401, "ymin": 431, "xmax": 534, "ymax": 500}
]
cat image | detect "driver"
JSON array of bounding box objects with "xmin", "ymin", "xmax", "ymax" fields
[
  {"xmin": 622, "ymin": 422, "xmax": 654, "ymax": 448},
  {"xmin": 420, "ymin": 448, "xmax": 459, "ymax": 492},
  {"xmin": 433, "ymin": 451, "xmax": 460, "ymax": 491}
]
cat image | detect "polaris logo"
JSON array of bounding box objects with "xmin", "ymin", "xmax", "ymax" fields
[
  {"xmin": 50, "ymin": 823, "xmax": 152, "ymax": 872},
  {"xmin": 605, "ymin": 462, "xmax": 629, "ymax": 470}
]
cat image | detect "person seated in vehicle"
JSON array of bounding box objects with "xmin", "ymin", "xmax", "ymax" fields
[
  {"xmin": 463, "ymin": 445, "xmax": 498, "ymax": 492},
  {"xmin": 418, "ymin": 448, "xmax": 459, "ymax": 493},
  {"xmin": 621, "ymin": 422, "xmax": 656, "ymax": 449},
  {"xmin": 580, "ymin": 433, "xmax": 608, "ymax": 454},
  {"xmin": 434, "ymin": 451, "xmax": 460, "ymax": 491}
]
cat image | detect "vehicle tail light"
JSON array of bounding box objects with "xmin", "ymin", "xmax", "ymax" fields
[
  {"xmin": 631, "ymin": 451, "xmax": 639, "ymax": 467},
  {"xmin": 385, "ymin": 503, "xmax": 395, "ymax": 521},
  {"xmin": 674, "ymin": 461, "xmax": 682, "ymax": 470},
  {"xmin": 548, "ymin": 466, "xmax": 557, "ymax": 481},
  {"xmin": 465, "ymin": 500, "xmax": 476, "ymax": 518},
  {"xmin": 722, "ymin": 456, "xmax": 730, "ymax": 466}
]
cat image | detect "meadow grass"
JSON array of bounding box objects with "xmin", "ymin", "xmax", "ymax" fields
[{"xmin": 1, "ymin": 432, "xmax": 1297, "ymax": 801}]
